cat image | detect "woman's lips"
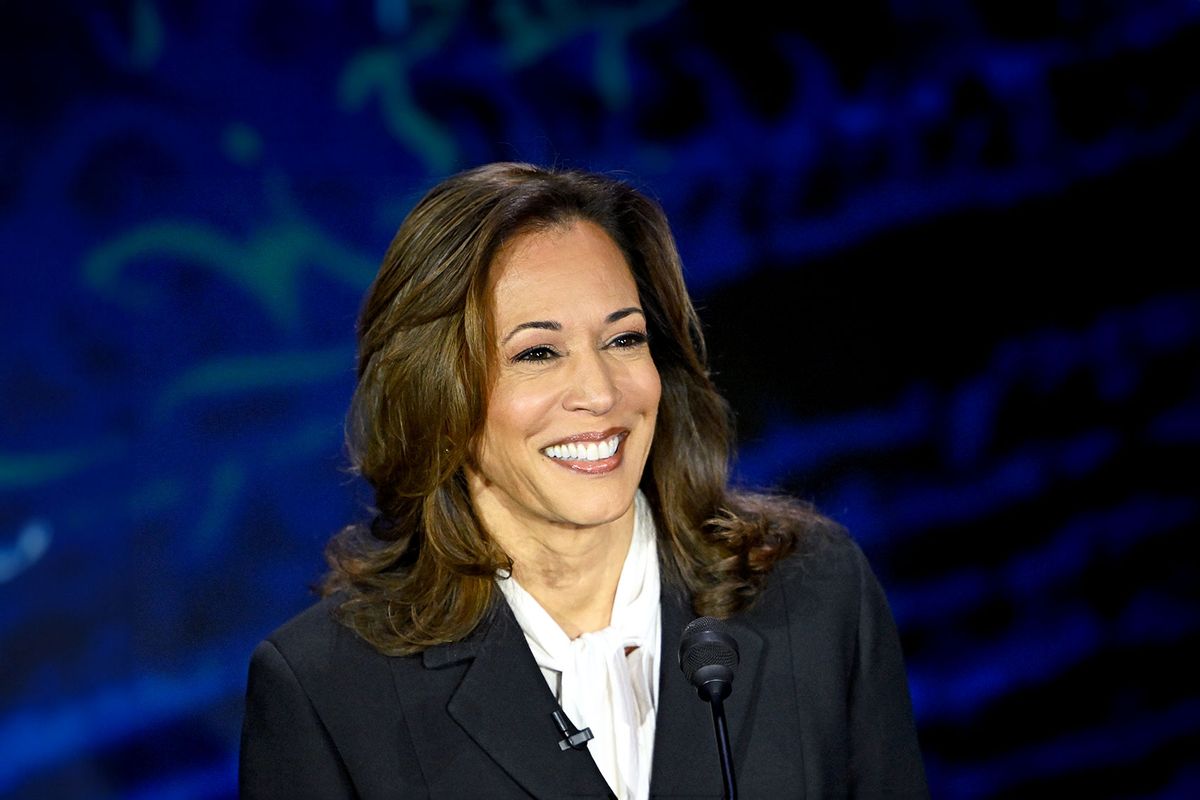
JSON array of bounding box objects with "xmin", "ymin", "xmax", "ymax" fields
[{"xmin": 540, "ymin": 431, "xmax": 627, "ymax": 474}]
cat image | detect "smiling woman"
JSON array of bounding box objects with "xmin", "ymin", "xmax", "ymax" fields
[
  {"xmin": 239, "ymin": 163, "xmax": 929, "ymax": 799},
  {"xmin": 470, "ymin": 220, "xmax": 662, "ymax": 585}
]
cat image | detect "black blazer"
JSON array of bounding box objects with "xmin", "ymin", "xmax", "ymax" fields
[{"xmin": 240, "ymin": 533, "xmax": 928, "ymax": 798}]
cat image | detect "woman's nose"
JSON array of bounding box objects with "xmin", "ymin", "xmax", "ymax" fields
[{"xmin": 563, "ymin": 350, "xmax": 620, "ymax": 414}]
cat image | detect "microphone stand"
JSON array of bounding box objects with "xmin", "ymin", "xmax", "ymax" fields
[{"xmin": 708, "ymin": 693, "xmax": 737, "ymax": 800}]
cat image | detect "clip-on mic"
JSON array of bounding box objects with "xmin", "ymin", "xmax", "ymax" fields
[{"xmin": 552, "ymin": 707, "xmax": 594, "ymax": 751}]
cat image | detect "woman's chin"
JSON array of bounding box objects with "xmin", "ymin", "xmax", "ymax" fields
[{"xmin": 545, "ymin": 489, "xmax": 638, "ymax": 531}]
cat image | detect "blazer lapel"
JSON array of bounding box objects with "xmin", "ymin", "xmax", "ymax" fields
[
  {"xmin": 650, "ymin": 588, "xmax": 766, "ymax": 797},
  {"xmin": 442, "ymin": 603, "xmax": 615, "ymax": 799}
]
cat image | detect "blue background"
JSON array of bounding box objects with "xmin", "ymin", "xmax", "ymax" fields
[{"xmin": 2, "ymin": 1, "xmax": 1198, "ymax": 797}]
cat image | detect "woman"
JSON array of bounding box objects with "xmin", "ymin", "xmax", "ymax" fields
[{"xmin": 240, "ymin": 163, "xmax": 928, "ymax": 798}]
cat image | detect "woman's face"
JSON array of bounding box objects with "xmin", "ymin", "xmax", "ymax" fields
[{"xmin": 466, "ymin": 219, "xmax": 661, "ymax": 535}]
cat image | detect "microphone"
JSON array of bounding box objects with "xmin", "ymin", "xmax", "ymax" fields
[
  {"xmin": 551, "ymin": 707, "xmax": 594, "ymax": 752},
  {"xmin": 679, "ymin": 617, "xmax": 739, "ymax": 800}
]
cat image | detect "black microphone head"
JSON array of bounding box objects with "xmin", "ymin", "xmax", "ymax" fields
[{"xmin": 679, "ymin": 616, "xmax": 740, "ymax": 701}]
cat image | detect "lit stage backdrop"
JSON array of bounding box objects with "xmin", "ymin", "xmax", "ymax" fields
[{"xmin": 2, "ymin": 2, "xmax": 1198, "ymax": 798}]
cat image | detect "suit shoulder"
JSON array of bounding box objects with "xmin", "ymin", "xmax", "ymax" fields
[
  {"xmin": 256, "ymin": 595, "xmax": 392, "ymax": 693},
  {"xmin": 777, "ymin": 518, "xmax": 866, "ymax": 584},
  {"xmin": 245, "ymin": 600, "xmax": 431, "ymax": 796},
  {"xmin": 266, "ymin": 595, "xmax": 344, "ymax": 653},
  {"xmin": 758, "ymin": 521, "xmax": 879, "ymax": 630}
]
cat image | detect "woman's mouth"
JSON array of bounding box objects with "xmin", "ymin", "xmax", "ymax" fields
[{"xmin": 540, "ymin": 431, "xmax": 627, "ymax": 473}]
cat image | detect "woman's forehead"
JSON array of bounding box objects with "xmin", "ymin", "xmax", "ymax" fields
[{"xmin": 488, "ymin": 221, "xmax": 639, "ymax": 326}]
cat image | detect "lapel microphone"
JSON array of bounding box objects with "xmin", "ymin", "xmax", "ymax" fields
[
  {"xmin": 552, "ymin": 707, "xmax": 594, "ymax": 751},
  {"xmin": 679, "ymin": 616, "xmax": 740, "ymax": 800}
]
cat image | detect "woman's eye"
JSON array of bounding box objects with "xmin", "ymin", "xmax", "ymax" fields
[
  {"xmin": 513, "ymin": 346, "xmax": 559, "ymax": 363},
  {"xmin": 608, "ymin": 332, "xmax": 649, "ymax": 349}
]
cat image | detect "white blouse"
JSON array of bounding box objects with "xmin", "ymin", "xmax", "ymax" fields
[{"xmin": 494, "ymin": 491, "xmax": 662, "ymax": 800}]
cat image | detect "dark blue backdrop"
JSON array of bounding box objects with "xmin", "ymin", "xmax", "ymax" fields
[{"xmin": 3, "ymin": 2, "xmax": 1198, "ymax": 798}]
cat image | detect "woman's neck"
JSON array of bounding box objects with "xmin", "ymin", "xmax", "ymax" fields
[{"xmin": 487, "ymin": 505, "xmax": 637, "ymax": 639}]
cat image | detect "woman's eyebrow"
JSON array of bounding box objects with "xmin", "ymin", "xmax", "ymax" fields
[
  {"xmin": 606, "ymin": 307, "xmax": 644, "ymax": 323},
  {"xmin": 501, "ymin": 308, "xmax": 644, "ymax": 345},
  {"xmin": 502, "ymin": 320, "xmax": 560, "ymax": 345}
]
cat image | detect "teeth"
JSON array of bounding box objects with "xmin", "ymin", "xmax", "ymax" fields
[{"xmin": 543, "ymin": 435, "xmax": 621, "ymax": 462}]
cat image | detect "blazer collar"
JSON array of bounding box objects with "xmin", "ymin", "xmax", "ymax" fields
[
  {"xmin": 418, "ymin": 586, "xmax": 766, "ymax": 799},
  {"xmin": 431, "ymin": 601, "xmax": 615, "ymax": 798},
  {"xmin": 650, "ymin": 586, "xmax": 766, "ymax": 797}
]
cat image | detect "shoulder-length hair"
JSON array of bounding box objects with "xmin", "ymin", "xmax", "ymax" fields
[{"xmin": 323, "ymin": 162, "xmax": 823, "ymax": 655}]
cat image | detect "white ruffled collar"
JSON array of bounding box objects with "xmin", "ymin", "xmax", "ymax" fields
[{"xmin": 495, "ymin": 491, "xmax": 661, "ymax": 800}]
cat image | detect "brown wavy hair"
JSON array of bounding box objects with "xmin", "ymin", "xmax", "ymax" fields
[{"xmin": 323, "ymin": 162, "xmax": 828, "ymax": 655}]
